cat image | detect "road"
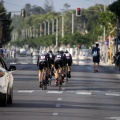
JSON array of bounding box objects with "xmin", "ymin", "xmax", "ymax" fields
[{"xmin": 0, "ymin": 56, "xmax": 120, "ymax": 120}]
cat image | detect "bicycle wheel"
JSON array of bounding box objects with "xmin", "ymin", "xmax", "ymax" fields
[
  {"xmin": 42, "ymin": 74, "xmax": 47, "ymax": 90},
  {"xmin": 44, "ymin": 74, "xmax": 48, "ymax": 90},
  {"xmin": 58, "ymin": 74, "xmax": 62, "ymax": 91},
  {"xmin": 66, "ymin": 66, "xmax": 68, "ymax": 82}
]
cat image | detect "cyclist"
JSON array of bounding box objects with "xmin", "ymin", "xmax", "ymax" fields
[
  {"xmin": 54, "ymin": 50, "xmax": 64, "ymax": 85},
  {"xmin": 59, "ymin": 50, "xmax": 67, "ymax": 78},
  {"xmin": 37, "ymin": 50, "xmax": 50, "ymax": 87},
  {"xmin": 64, "ymin": 50, "xmax": 72, "ymax": 78},
  {"xmin": 48, "ymin": 50, "xmax": 55, "ymax": 76}
]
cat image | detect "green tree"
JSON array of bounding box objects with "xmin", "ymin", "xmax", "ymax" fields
[
  {"xmin": 0, "ymin": 0, "xmax": 13, "ymax": 45},
  {"xmin": 44, "ymin": 0, "xmax": 54, "ymax": 13},
  {"xmin": 109, "ymin": 0, "xmax": 120, "ymax": 17}
]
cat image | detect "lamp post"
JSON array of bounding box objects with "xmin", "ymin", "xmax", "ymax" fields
[
  {"xmin": 51, "ymin": 19, "xmax": 54, "ymax": 35},
  {"xmin": 43, "ymin": 22, "xmax": 46, "ymax": 36},
  {"xmin": 55, "ymin": 17, "xmax": 58, "ymax": 47},
  {"xmin": 46, "ymin": 20, "xmax": 50, "ymax": 35},
  {"xmin": 72, "ymin": 12, "xmax": 74, "ymax": 34},
  {"xmin": 62, "ymin": 15, "xmax": 64, "ymax": 38}
]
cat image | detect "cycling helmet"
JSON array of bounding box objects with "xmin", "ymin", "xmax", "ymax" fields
[
  {"xmin": 65, "ymin": 50, "xmax": 68, "ymax": 53},
  {"xmin": 60, "ymin": 50, "xmax": 64, "ymax": 55},
  {"xmin": 42, "ymin": 50, "xmax": 47, "ymax": 55},
  {"xmin": 56, "ymin": 50, "xmax": 60, "ymax": 54},
  {"xmin": 49, "ymin": 50, "xmax": 52, "ymax": 54}
]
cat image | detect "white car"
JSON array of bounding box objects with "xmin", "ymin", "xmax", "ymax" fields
[
  {"xmin": 19, "ymin": 48, "xmax": 27, "ymax": 55},
  {"xmin": 32, "ymin": 50, "xmax": 39, "ymax": 56},
  {"xmin": 0, "ymin": 56, "xmax": 16, "ymax": 107}
]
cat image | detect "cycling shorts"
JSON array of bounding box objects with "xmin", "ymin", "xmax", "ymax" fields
[
  {"xmin": 54, "ymin": 60, "xmax": 63, "ymax": 70},
  {"xmin": 38, "ymin": 61, "xmax": 48, "ymax": 71},
  {"xmin": 66, "ymin": 59, "xmax": 72, "ymax": 66}
]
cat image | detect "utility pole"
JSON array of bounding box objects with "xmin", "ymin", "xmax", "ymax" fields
[
  {"xmin": 62, "ymin": 15, "xmax": 64, "ymax": 38},
  {"xmin": 44, "ymin": 22, "xmax": 46, "ymax": 36},
  {"xmin": 56, "ymin": 18, "xmax": 58, "ymax": 47},
  {"xmin": 51, "ymin": 19, "xmax": 54, "ymax": 35},
  {"xmin": 116, "ymin": 16, "xmax": 119, "ymax": 53},
  {"xmin": 47, "ymin": 20, "xmax": 50, "ymax": 35},
  {"xmin": 72, "ymin": 12, "xmax": 74, "ymax": 34}
]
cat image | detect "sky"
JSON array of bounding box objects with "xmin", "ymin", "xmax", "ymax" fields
[{"xmin": 3, "ymin": 0, "xmax": 116, "ymax": 15}]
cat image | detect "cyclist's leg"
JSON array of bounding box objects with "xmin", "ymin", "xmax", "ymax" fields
[
  {"xmin": 68, "ymin": 59, "xmax": 72, "ymax": 78},
  {"xmin": 44, "ymin": 61, "xmax": 49, "ymax": 83},
  {"xmin": 38, "ymin": 62, "xmax": 43, "ymax": 87},
  {"xmin": 54, "ymin": 61, "xmax": 59, "ymax": 85},
  {"xmin": 47, "ymin": 61, "xmax": 51, "ymax": 78},
  {"xmin": 60, "ymin": 60, "xmax": 64, "ymax": 83},
  {"xmin": 51, "ymin": 60, "xmax": 55, "ymax": 75}
]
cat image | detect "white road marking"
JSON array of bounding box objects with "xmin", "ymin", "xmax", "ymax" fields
[
  {"xmin": 17, "ymin": 90, "xmax": 34, "ymax": 93},
  {"xmin": 56, "ymin": 104, "xmax": 60, "ymax": 107},
  {"xmin": 107, "ymin": 117, "xmax": 120, "ymax": 120},
  {"xmin": 105, "ymin": 93, "xmax": 120, "ymax": 96},
  {"xmin": 20, "ymin": 62, "xmax": 28, "ymax": 64},
  {"xmin": 76, "ymin": 92, "xmax": 91, "ymax": 95},
  {"xmin": 53, "ymin": 113, "xmax": 58, "ymax": 116},
  {"xmin": 47, "ymin": 91, "xmax": 63, "ymax": 94},
  {"xmin": 10, "ymin": 62, "xmax": 16, "ymax": 64},
  {"xmin": 57, "ymin": 98, "xmax": 62, "ymax": 101}
]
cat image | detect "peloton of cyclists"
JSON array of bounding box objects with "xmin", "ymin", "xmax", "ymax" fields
[{"xmin": 37, "ymin": 50, "xmax": 72, "ymax": 87}]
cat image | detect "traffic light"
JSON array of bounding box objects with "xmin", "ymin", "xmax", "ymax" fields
[
  {"xmin": 76, "ymin": 7, "xmax": 81, "ymax": 16},
  {"xmin": 6, "ymin": 19, "xmax": 10, "ymax": 26},
  {"xmin": 21, "ymin": 9, "xmax": 25, "ymax": 17}
]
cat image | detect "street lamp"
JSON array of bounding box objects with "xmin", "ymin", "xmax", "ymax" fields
[
  {"xmin": 46, "ymin": 20, "xmax": 50, "ymax": 35},
  {"xmin": 43, "ymin": 22, "xmax": 46, "ymax": 36},
  {"xmin": 51, "ymin": 19, "xmax": 54, "ymax": 35},
  {"xmin": 55, "ymin": 17, "xmax": 58, "ymax": 47}
]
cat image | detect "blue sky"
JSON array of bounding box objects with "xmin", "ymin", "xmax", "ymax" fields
[{"xmin": 3, "ymin": 0, "xmax": 116, "ymax": 14}]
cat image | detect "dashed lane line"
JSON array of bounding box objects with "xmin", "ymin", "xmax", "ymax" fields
[
  {"xmin": 57, "ymin": 98, "xmax": 62, "ymax": 101},
  {"xmin": 47, "ymin": 91, "xmax": 63, "ymax": 94},
  {"xmin": 16, "ymin": 90, "xmax": 120, "ymax": 97},
  {"xmin": 76, "ymin": 91, "xmax": 92, "ymax": 95},
  {"xmin": 53, "ymin": 113, "xmax": 58, "ymax": 116},
  {"xmin": 17, "ymin": 90, "xmax": 34, "ymax": 93},
  {"xmin": 105, "ymin": 93, "xmax": 120, "ymax": 96}
]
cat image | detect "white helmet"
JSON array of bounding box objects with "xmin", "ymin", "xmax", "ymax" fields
[{"xmin": 42, "ymin": 50, "xmax": 47, "ymax": 55}]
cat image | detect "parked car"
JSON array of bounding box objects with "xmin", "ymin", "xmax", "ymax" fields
[
  {"xmin": 19, "ymin": 48, "xmax": 27, "ymax": 56},
  {"xmin": 0, "ymin": 56, "xmax": 16, "ymax": 107},
  {"xmin": 32, "ymin": 49, "xmax": 39, "ymax": 57}
]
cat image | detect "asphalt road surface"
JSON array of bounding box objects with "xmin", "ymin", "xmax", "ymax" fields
[{"xmin": 0, "ymin": 58, "xmax": 120, "ymax": 120}]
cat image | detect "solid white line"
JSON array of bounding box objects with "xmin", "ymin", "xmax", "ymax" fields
[
  {"xmin": 105, "ymin": 93, "xmax": 120, "ymax": 96},
  {"xmin": 56, "ymin": 104, "xmax": 60, "ymax": 107},
  {"xmin": 17, "ymin": 90, "xmax": 34, "ymax": 93},
  {"xmin": 76, "ymin": 92, "xmax": 91, "ymax": 95},
  {"xmin": 57, "ymin": 98, "xmax": 62, "ymax": 101},
  {"xmin": 47, "ymin": 91, "xmax": 63, "ymax": 94},
  {"xmin": 53, "ymin": 113, "xmax": 58, "ymax": 116}
]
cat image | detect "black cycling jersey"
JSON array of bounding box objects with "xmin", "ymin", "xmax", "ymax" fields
[{"xmin": 64, "ymin": 53, "xmax": 72, "ymax": 64}]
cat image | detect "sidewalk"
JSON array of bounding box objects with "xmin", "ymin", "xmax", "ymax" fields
[{"xmin": 73, "ymin": 55, "xmax": 119, "ymax": 72}]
